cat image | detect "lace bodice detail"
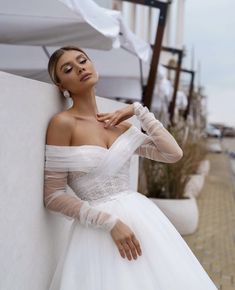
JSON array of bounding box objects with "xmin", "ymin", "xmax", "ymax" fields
[{"xmin": 67, "ymin": 158, "xmax": 131, "ymax": 203}]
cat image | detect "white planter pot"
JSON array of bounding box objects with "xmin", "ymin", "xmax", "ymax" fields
[
  {"xmin": 149, "ymin": 197, "xmax": 199, "ymax": 235},
  {"xmin": 184, "ymin": 174, "xmax": 205, "ymax": 198},
  {"xmin": 196, "ymin": 159, "xmax": 210, "ymax": 175}
]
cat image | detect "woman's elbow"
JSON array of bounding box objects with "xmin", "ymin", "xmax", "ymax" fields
[
  {"xmin": 172, "ymin": 147, "xmax": 183, "ymax": 162},
  {"xmin": 43, "ymin": 194, "xmax": 48, "ymax": 209},
  {"xmin": 158, "ymin": 147, "xmax": 183, "ymax": 163}
]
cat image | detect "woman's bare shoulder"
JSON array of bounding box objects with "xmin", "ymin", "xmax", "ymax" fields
[{"xmin": 46, "ymin": 112, "xmax": 74, "ymax": 146}]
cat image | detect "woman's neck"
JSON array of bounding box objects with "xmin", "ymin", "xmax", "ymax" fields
[{"xmin": 69, "ymin": 89, "xmax": 99, "ymax": 119}]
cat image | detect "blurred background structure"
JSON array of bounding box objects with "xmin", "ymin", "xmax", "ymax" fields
[{"xmin": 0, "ymin": 0, "xmax": 195, "ymax": 128}]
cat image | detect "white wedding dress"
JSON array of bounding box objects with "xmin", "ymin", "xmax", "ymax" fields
[{"xmin": 44, "ymin": 102, "xmax": 218, "ymax": 290}]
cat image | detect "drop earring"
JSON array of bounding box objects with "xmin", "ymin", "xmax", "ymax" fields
[{"xmin": 63, "ymin": 90, "xmax": 70, "ymax": 98}]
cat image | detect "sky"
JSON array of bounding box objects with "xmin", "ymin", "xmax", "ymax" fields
[{"xmin": 183, "ymin": 0, "xmax": 235, "ymax": 127}]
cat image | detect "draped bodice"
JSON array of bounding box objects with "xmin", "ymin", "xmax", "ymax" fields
[
  {"xmin": 67, "ymin": 153, "xmax": 131, "ymax": 204},
  {"xmin": 44, "ymin": 125, "xmax": 149, "ymax": 205}
]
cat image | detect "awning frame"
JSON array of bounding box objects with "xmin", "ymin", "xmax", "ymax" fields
[{"xmin": 120, "ymin": 0, "xmax": 172, "ymax": 110}]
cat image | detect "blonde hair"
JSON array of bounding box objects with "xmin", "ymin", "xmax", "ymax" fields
[{"xmin": 47, "ymin": 45, "xmax": 91, "ymax": 84}]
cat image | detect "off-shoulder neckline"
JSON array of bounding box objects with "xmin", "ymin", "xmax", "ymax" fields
[{"xmin": 45, "ymin": 124, "xmax": 135, "ymax": 151}]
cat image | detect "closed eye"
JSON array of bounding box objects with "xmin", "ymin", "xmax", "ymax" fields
[
  {"xmin": 65, "ymin": 68, "xmax": 72, "ymax": 73},
  {"xmin": 80, "ymin": 59, "xmax": 87, "ymax": 64},
  {"xmin": 64, "ymin": 59, "xmax": 87, "ymax": 73}
]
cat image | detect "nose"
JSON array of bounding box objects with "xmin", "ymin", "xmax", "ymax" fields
[{"xmin": 75, "ymin": 63, "xmax": 85, "ymax": 74}]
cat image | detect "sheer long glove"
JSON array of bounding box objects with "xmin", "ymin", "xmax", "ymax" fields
[
  {"xmin": 44, "ymin": 170, "xmax": 119, "ymax": 231},
  {"xmin": 133, "ymin": 101, "xmax": 183, "ymax": 163}
]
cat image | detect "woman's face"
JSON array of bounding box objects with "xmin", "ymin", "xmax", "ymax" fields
[{"xmin": 55, "ymin": 50, "xmax": 98, "ymax": 95}]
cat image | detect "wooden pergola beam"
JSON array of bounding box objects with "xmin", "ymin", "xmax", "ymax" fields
[
  {"xmin": 161, "ymin": 46, "xmax": 184, "ymax": 124},
  {"xmin": 183, "ymin": 70, "xmax": 195, "ymax": 120},
  {"xmin": 119, "ymin": 0, "xmax": 171, "ymax": 110},
  {"xmin": 163, "ymin": 65, "xmax": 195, "ymax": 121}
]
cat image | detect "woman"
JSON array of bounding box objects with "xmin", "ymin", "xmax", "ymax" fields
[{"xmin": 44, "ymin": 46, "xmax": 217, "ymax": 290}]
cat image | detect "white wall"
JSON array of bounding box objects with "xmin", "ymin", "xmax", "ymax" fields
[
  {"xmin": 175, "ymin": 0, "xmax": 186, "ymax": 48},
  {"xmin": 94, "ymin": 0, "xmax": 112, "ymax": 8},
  {"xmin": 0, "ymin": 71, "xmax": 140, "ymax": 290}
]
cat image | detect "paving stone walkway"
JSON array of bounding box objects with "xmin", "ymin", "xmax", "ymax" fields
[{"xmin": 182, "ymin": 142, "xmax": 235, "ymax": 290}]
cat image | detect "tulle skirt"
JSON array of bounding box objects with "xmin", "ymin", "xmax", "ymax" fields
[{"xmin": 48, "ymin": 190, "xmax": 218, "ymax": 290}]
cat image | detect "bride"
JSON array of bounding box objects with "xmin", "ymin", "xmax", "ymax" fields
[{"xmin": 44, "ymin": 46, "xmax": 217, "ymax": 290}]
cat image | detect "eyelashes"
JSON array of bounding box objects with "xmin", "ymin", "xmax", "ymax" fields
[
  {"xmin": 80, "ymin": 59, "xmax": 87, "ymax": 64},
  {"xmin": 64, "ymin": 59, "xmax": 87, "ymax": 73}
]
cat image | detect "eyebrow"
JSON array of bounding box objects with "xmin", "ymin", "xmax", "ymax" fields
[{"xmin": 60, "ymin": 54, "xmax": 85, "ymax": 71}]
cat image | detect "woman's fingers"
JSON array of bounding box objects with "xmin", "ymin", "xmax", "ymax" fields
[
  {"xmin": 126, "ymin": 234, "xmax": 142, "ymax": 259},
  {"xmin": 104, "ymin": 116, "xmax": 120, "ymax": 128},
  {"xmin": 96, "ymin": 114, "xmax": 110, "ymax": 122},
  {"xmin": 104, "ymin": 117, "xmax": 115, "ymax": 128},
  {"xmin": 97, "ymin": 113, "xmax": 121, "ymax": 128},
  {"xmin": 132, "ymin": 235, "xmax": 142, "ymax": 256},
  {"xmin": 96, "ymin": 112, "xmax": 109, "ymax": 118},
  {"xmin": 125, "ymin": 238, "xmax": 138, "ymax": 260},
  {"xmin": 97, "ymin": 104, "xmax": 134, "ymax": 126},
  {"xmin": 121, "ymin": 240, "xmax": 133, "ymax": 260},
  {"xmin": 96, "ymin": 113, "xmax": 113, "ymax": 126},
  {"xmin": 118, "ymin": 236, "xmax": 142, "ymax": 260},
  {"xmin": 118, "ymin": 243, "xmax": 126, "ymax": 259}
]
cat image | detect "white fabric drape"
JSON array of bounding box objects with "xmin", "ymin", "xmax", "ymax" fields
[{"xmin": 0, "ymin": 0, "xmax": 151, "ymax": 61}]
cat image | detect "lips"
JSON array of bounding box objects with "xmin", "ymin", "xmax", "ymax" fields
[{"xmin": 80, "ymin": 73, "xmax": 92, "ymax": 81}]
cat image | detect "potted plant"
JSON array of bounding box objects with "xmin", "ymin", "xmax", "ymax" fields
[
  {"xmin": 183, "ymin": 139, "xmax": 208, "ymax": 198},
  {"xmin": 139, "ymin": 125, "xmax": 207, "ymax": 235}
]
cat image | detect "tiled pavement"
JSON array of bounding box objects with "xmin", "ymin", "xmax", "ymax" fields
[{"xmin": 182, "ymin": 141, "xmax": 235, "ymax": 290}]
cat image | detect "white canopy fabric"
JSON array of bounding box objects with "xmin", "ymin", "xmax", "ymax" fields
[
  {"xmin": 0, "ymin": 0, "xmax": 151, "ymax": 61},
  {"xmin": 0, "ymin": 0, "xmax": 180, "ymax": 119},
  {"xmin": 60, "ymin": 0, "xmax": 151, "ymax": 61}
]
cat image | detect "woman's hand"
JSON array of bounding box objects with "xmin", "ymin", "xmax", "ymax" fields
[
  {"xmin": 110, "ymin": 219, "xmax": 142, "ymax": 261},
  {"xmin": 96, "ymin": 104, "xmax": 135, "ymax": 128}
]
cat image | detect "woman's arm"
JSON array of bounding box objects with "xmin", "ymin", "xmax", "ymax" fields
[
  {"xmin": 43, "ymin": 114, "xmax": 119, "ymax": 231},
  {"xmin": 132, "ymin": 102, "xmax": 183, "ymax": 163},
  {"xmin": 43, "ymin": 169, "xmax": 119, "ymax": 231}
]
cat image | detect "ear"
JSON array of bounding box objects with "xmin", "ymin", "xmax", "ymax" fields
[{"xmin": 56, "ymin": 82, "xmax": 65, "ymax": 93}]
